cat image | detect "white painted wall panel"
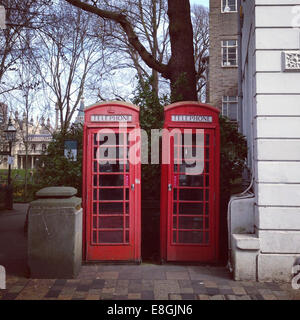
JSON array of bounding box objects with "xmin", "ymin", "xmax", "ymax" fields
[
  {"xmin": 258, "ymin": 254, "xmax": 298, "ymax": 282},
  {"xmin": 256, "ymin": 117, "xmax": 300, "ymax": 138},
  {"xmin": 257, "ymin": 139, "xmax": 300, "ymax": 160},
  {"xmin": 256, "ymin": 6, "xmax": 300, "ymax": 27},
  {"xmin": 256, "ymin": 51, "xmax": 282, "ymax": 72},
  {"xmin": 256, "ymin": 73, "xmax": 300, "ymax": 94},
  {"xmin": 257, "ymin": 161, "xmax": 300, "ymax": 183},
  {"xmin": 256, "ymin": 95, "xmax": 300, "ymax": 116},
  {"xmin": 256, "ymin": 183, "xmax": 300, "ymax": 206},
  {"xmin": 256, "ymin": 0, "xmax": 300, "ymax": 4},
  {"xmin": 256, "ymin": 28, "xmax": 300, "ymax": 50},
  {"xmin": 256, "ymin": 206, "xmax": 300, "ymax": 230},
  {"xmin": 258, "ymin": 230, "xmax": 300, "ymax": 253}
]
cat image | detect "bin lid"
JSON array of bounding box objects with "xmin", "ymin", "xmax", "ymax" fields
[{"xmin": 36, "ymin": 186, "xmax": 77, "ymax": 198}]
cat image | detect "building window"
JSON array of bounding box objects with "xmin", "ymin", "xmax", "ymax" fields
[
  {"xmin": 222, "ymin": 96, "xmax": 238, "ymax": 121},
  {"xmin": 31, "ymin": 144, "xmax": 36, "ymax": 152},
  {"xmin": 222, "ymin": 40, "xmax": 238, "ymax": 67},
  {"xmin": 221, "ymin": 0, "xmax": 237, "ymax": 13},
  {"xmin": 42, "ymin": 144, "xmax": 46, "ymax": 152}
]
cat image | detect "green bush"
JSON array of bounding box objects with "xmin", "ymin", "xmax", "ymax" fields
[
  {"xmin": 132, "ymin": 78, "xmax": 167, "ymax": 200},
  {"xmin": 219, "ymin": 116, "xmax": 248, "ymax": 201},
  {"xmin": 35, "ymin": 124, "xmax": 83, "ymax": 197}
]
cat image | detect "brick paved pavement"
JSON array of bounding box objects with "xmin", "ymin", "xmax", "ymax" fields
[
  {"xmin": 1, "ymin": 263, "xmax": 300, "ymax": 300},
  {"xmin": 0, "ymin": 204, "xmax": 300, "ymax": 301}
]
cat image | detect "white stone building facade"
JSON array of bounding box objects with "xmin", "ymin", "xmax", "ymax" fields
[{"xmin": 230, "ymin": 0, "xmax": 300, "ymax": 282}]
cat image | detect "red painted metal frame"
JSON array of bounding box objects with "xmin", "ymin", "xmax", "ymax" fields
[
  {"xmin": 83, "ymin": 101, "xmax": 141, "ymax": 262},
  {"xmin": 160, "ymin": 101, "xmax": 220, "ymax": 263}
]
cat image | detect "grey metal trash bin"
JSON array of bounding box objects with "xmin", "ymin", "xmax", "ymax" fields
[{"xmin": 28, "ymin": 187, "xmax": 82, "ymax": 279}]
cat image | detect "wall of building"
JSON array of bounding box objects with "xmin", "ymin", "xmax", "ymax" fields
[
  {"xmin": 240, "ymin": 0, "xmax": 300, "ymax": 281},
  {"xmin": 209, "ymin": 0, "xmax": 239, "ymax": 109}
]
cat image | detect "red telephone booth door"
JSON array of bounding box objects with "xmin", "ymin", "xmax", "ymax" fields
[
  {"xmin": 167, "ymin": 129, "xmax": 217, "ymax": 261},
  {"xmin": 161, "ymin": 102, "xmax": 220, "ymax": 263},
  {"xmin": 83, "ymin": 102, "xmax": 141, "ymax": 262}
]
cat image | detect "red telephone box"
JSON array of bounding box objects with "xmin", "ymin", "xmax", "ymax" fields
[
  {"xmin": 160, "ymin": 102, "xmax": 220, "ymax": 263},
  {"xmin": 83, "ymin": 101, "xmax": 141, "ymax": 262}
]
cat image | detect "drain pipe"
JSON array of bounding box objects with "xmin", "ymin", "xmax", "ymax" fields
[
  {"xmin": 237, "ymin": 0, "xmax": 243, "ymax": 133},
  {"xmin": 227, "ymin": 178, "xmax": 254, "ymax": 273}
]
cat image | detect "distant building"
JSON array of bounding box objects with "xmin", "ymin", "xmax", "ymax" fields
[
  {"xmin": 74, "ymin": 97, "xmax": 85, "ymax": 125},
  {"xmin": 0, "ymin": 111, "xmax": 53, "ymax": 170},
  {"xmin": 209, "ymin": 0, "xmax": 239, "ymax": 122}
]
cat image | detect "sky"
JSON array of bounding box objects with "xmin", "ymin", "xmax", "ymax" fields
[{"xmin": 190, "ymin": 0, "xmax": 209, "ymax": 8}]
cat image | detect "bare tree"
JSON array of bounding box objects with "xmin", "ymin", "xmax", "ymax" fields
[
  {"xmin": 0, "ymin": 0, "xmax": 51, "ymax": 95},
  {"xmin": 192, "ymin": 4, "xmax": 209, "ymax": 102},
  {"xmin": 34, "ymin": 2, "xmax": 106, "ymax": 134},
  {"xmin": 9, "ymin": 54, "xmax": 42, "ymax": 199}
]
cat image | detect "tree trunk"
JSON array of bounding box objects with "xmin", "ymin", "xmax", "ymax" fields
[{"xmin": 167, "ymin": 0, "xmax": 197, "ymax": 102}]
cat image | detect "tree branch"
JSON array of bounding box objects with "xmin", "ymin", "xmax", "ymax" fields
[{"xmin": 65, "ymin": 0, "xmax": 169, "ymax": 78}]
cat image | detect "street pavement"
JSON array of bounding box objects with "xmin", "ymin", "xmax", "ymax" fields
[{"xmin": 0, "ymin": 203, "xmax": 299, "ymax": 300}]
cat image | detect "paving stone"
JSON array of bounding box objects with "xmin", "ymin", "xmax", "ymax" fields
[
  {"xmin": 181, "ymin": 293, "xmax": 196, "ymax": 300},
  {"xmin": 45, "ymin": 290, "xmax": 61, "ymax": 298},
  {"xmin": 262, "ymin": 294, "xmax": 278, "ymax": 300},
  {"xmin": 118, "ymin": 272, "xmax": 142, "ymax": 280},
  {"xmin": 76, "ymin": 284, "xmax": 90, "ymax": 292},
  {"xmin": 142, "ymin": 280, "xmax": 154, "ymax": 291},
  {"xmin": 258, "ymin": 288, "xmax": 273, "ymax": 295},
  {"xmin": 244, "ymin": 287, "xmax": 259, "ymax": 295},
  {"xmin": 232, "ymin": 287, "xmax": 247, "ymax": 295},
  {"xmin": 86, "ymin": 295, "xmax": 100, "ymax": 300},
  {"xmin": 88, "ymin": 289, "xmax": 102, "ymax": 295},
  {"xmin": 53, "ymin": 279, "xmax": 67, "ymax": 286},
  {"xmin": 128, "ymin": 293, "xmax": 141, "ymax": 300},
  {"xmin": 142, "ymin": 270, "xmax": 166, "ymax": 280},
  {"xmin": 104, "ymin": 280, "xmax": 117, "ymax": 288},
  {"xmin": 169, "ymin": 294, "xmax": 182, "ymax": 300},
  {"xmin": 1, "ymin": 293, "xmax": 19, "ymax": 300},
  {"xmin": 113, "ymin": 295, "xmax": 129, "ymax": 300},
  {"xmin": 102, "ymin": 288, "xmax": 115, "ymax": 294},
  {"xmin": 203, "ymin": 281, "xmax": 218, "ymax": 288},
  {"xmin": 166, "ymin": 272, "xmax": 190, "ymax": 280},
  {"xmin": 250, "ymin": 294, "xmax": 264, "ymax": 300},
  {"xmin": 210, "ymin": 295, "xmax": 225, "ymax": 300},
  {"xmin": 128, "ymin": 280, "xmax": 142, "ymax": 293},
  {"xmin": 154, "ymin": 280, "xmax": 181, "ymax": 295},
  {"xmin": 141, "ymin": 291, "xmax": 155, "ymax": 300},
  {"xmin": 206, "ymin": 288, "xmax": 220, "ymax": 295},
  {"xmin": 226, "ymin": 295, "xmax": 237, "ymax": 300},
  {"xmin": 66, "ymin": 279, "xmax": 80, "ymax": 287},
  {"xmin": 198, "ymin": 294, "xmax": 210, "ymax": 300},
  {"xmin": 180, "ymin": 287, "xmax": 194, "ymax": 294},
  {"xmin": 235, "ymin": 295, "xmax": 252, "ymax": 300},
  {"xmin": 219, "ymin": 288, "xmax": 234, "ymax": 295},
  {"xmin": 117, "ymin": 280, "xmax": 129, "ymax": 287},
  {"xmin": 91, "ymin": 279, "xmax": 105, "ymax": 289},
  {"xmin": 72, "ymin": 291, "xmax": 88, "ymax": 299},
  {"xmin": 100, "ymin": 293, "xmax": 114, "ymax": 300},
  {"xmin": 57, "ymin": 294, "xmax": 73, "ymax": 300},
  {"xmin": 178, "ymin": 280, "xmax": 193, "ymax": 288},
  {"xmin": 8, "ymin": 285, "xmax": 25, "ymax": 294},
  {"xmin": 97, "ymin": 272, "xmax": 119, "ymax": 280}
]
